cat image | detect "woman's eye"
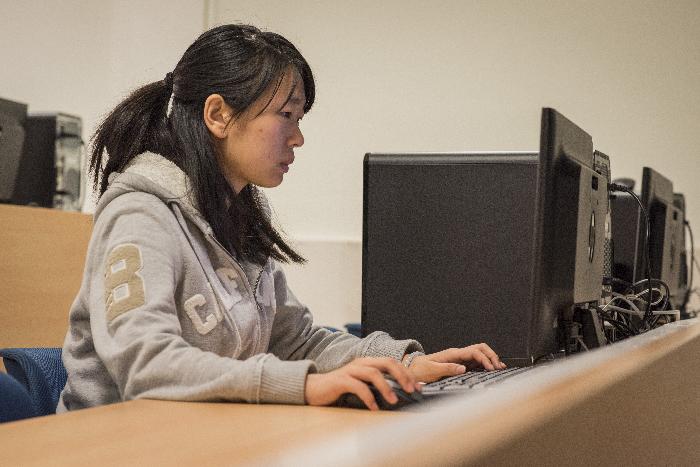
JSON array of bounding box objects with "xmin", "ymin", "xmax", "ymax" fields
[{"xmin": 281, "ymin": 111, "xmax": 292, "ymax": 119}]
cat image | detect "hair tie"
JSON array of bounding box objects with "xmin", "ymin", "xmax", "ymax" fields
[{"xmin": 164, "ymin": 72, "xmax": 175, "ymax": 118}]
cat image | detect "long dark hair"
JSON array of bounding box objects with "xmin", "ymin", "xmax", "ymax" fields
[{"xmin": 90, "ymin": 24, "xmax": 314, "ymax": 265}]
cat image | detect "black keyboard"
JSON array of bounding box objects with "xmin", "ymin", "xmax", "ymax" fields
[{"xmin": 422, "ymin": 367, "xmax": 534, "ymax": 396}]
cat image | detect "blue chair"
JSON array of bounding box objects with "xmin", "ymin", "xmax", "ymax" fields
[
  {"xmin": 0, "ymin": 372, "xmax": 39, "ymax": 422},
  {"xmin": 344, "ymin": 323, "xmax": 362, "ymax": 337},
  {"xmin": 323, "ymin": 324, "xmax": 362, "ymax": 336},
  {"xmin": 0, "ymin": 347, "xmax": 67, "ymax": 417}
]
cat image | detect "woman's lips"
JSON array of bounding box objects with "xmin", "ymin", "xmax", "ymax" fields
[{"xmin": 280, "ymin": 155, "xmax": 294, "ymax": 173}]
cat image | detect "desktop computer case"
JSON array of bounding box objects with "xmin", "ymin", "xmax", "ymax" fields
[
  {"xmin": 12, "ymin": 113, "xmax": 83, "ymax": 211},
  {"xmin": 0, "ymin": 98, "xmax": 28, "ymax": 202},
  {"xmin": 362, "ymin": 153, "xmax": 549, "ymax": 365}
]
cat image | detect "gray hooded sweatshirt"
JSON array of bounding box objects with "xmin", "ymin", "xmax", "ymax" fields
[{"xmin": 57, "ymin": 152, "xmax": 423, "ymax": 411}]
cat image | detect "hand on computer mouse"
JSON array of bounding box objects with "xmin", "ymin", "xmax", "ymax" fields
[
  {"xmin": 337, "ymin": 378, "xmax": 424, "ymax": 410},
  {"xmin": 305, "ymin": 357, "xmax": 419, "ymax": 411},
  {"xmin": 405, "ymin": 343, "xmax": 506, "ymax": 383}
]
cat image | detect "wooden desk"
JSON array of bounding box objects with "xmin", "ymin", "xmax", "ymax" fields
[
  {"xmin": 1, "ymin": 321, "xmax": 698, "ymax": 466},
  {"xmin": 288, "ymin": 319, "xmax": 700, "ymax": 466},
  {"xmin": 0, "ymin": 400, "xmax": 406, "ymax": 466}
]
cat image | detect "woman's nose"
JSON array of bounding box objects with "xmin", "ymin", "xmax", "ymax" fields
[{"xmin": 290, "ymin": 126, "xmax": 304, "ymax": 148}]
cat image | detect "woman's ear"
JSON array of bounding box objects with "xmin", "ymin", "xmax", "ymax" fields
[{"xmin": 203, "ymin": 94, "xmax": 233, "ymax": 139}]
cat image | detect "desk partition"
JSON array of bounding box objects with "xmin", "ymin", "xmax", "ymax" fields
[{"xmin": 0, "ymin": 204, "xmax": 92, "ymax": 349}]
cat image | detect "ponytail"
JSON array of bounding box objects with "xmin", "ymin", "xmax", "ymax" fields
[{"xmin": 89, "ymin": 78, "xmax": 174, "ymax": 195}]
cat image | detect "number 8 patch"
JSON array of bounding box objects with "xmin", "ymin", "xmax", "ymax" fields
[{"xmin": 105, "ymin": 244, "xmax": 146, "ymax": 321}]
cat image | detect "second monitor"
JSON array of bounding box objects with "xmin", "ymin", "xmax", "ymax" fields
[{"xmin": 611, "ymin": 167, "xmax": 687, "ymax": 311}]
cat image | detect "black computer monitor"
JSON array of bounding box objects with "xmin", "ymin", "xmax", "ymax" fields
[
  {"xmin": 361, "ymin": 108, "xmax": 607, "ymax": 365},
  {"xmin": 640, "ymin": 168, "xmax": 685, "ymax": 307},
  {"xmin": 536, "ymin": 109, "xmax": 609, "ymax": 350},
  {"xmin": 0, "ymin": 97, "xmax": 28, "ymax": 202},
  {"xmin": 611, "ymin": 169, "xmax": 686, "ymax": 313}
]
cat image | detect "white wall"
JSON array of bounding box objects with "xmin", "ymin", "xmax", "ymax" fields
[
  {"xmin": 210, "ymin": 0, "xmax": 700, "ymax": 326},
  {"xmin": 210, "ymin": 0, "xmax": 700, "ymax": 240},
  {"xmin": 2, "ymin": 2, "xmax": 698, "ymax": 327}
]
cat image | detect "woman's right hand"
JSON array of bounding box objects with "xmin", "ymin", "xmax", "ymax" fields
[{"xmin": 304, "ymin": 357, "xmax": 419, "ymax": 411}]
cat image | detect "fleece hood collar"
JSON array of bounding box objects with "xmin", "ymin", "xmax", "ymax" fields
[{"xmin": 94, "ymin": 152, "xmax": 205, "ymax": 226}]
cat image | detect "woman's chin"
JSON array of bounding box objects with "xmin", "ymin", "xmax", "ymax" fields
[{"xmin": 256, "ymin": 176, "xmax": 284, "ymax": 189}]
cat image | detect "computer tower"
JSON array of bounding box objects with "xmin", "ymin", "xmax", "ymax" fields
[
  {"xmin": 0, "ymin": 97, "xmax": 28, "ymax": 202},
  {"xmin": 362, "ymin": 152, "xmax": 544, "ymax": 364},
  {"xmin": 12, "ymin": 113, "xmax": 84, "ymax": 211},
  {"xmin": 594, "ymin": 151, "xmax": 613, "ymax": 298}
]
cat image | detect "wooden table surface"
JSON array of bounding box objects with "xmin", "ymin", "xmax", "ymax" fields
[
  {"xmin": 2, "ymin": 320, "xmax": 699, "ymax": 466},
  {"xmin": 0, "ymin": 399, "xmax": 407, "ymax": 466}
]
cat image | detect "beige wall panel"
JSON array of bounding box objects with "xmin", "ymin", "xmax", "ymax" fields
[{"xmin": 0, "ymin": 205, "xmax": 92, "ymax": 347}]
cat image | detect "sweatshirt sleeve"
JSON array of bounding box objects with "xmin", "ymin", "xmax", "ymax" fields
[
  {"xmin": 266, "ymin": 263, "xmax": 424, "ymax": 373},
  {"xmin": 83, "ymin": 194, "xmax": 316, "ymax": 405}
]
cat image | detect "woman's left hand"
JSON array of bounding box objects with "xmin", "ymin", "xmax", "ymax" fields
[{"xmin": 405, "ymin": 343, "xmax": 506, "ymax": 383}]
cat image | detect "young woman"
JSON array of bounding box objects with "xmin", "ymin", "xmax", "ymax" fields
[{"xmin": 58, "ymin": 24, "xmax": 504, "ymax": 412}]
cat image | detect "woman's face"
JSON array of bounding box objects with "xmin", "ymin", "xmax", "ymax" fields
[{"xmin": 217, "ymin": 69, "xmax": 306, "ymax": 193}]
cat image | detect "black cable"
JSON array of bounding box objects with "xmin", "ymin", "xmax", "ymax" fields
[
  {"xmin": 601, "ymin": 314, "xmax": 635, "ymax": 338},
  {"xmin": 609, "ymin": 183, "xmax": 653, "ymax": 328},
  {"xmin": 629, "ymin": 278, "xmax": 670, "ymax": 311},
  {"xmin": 597, "ymin": 306, "xmax": 636, "ymax": 340},
  {"xmin": 607, "ymin": 317, "xmax": 634, "ymax": 336},
  {"xmin": 628, "ymin": 278, "xmax": 671, "ymax": 331}
]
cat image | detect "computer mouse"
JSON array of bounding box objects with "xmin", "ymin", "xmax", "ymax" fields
[{"xmin": 337, "ymin": 378, "xmax": 423, "ymax": 410}]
